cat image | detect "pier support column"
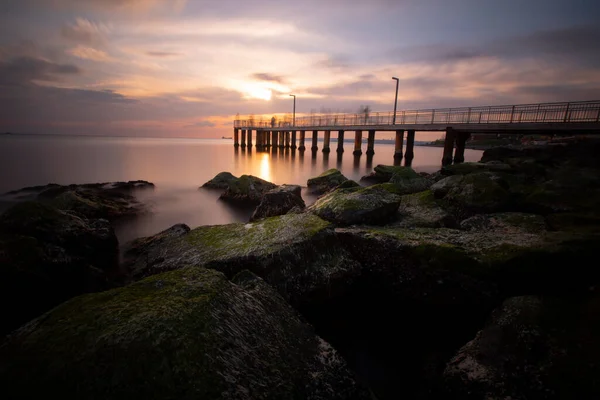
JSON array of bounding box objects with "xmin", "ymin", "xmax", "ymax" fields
[
  {"xmin": 353, "ymin": 130, "xmax": 363, "ymax": 156},
  {"xmin": 299, "ymin": 131, "xmax": 306, "ymax": 151},
  {"xmin": 454, "ymin": 132, "xmax": 471, "ymax": 164},
  {"xmin": 323, "ymin": 130, "xmax": 331, "ymax": 153},
  {"xmin": 241, "ymin": 129, "xmax": 246, "ymax": 148},
  {"xmin": 366, "ymin": 130, "xmax": 375, "ymax": 156},
  {"xmin": 442, "ymin": 128, "xmax": 456, "ymax": 166},
  {"xmin": 247, "ymin": 129, "xmax": 253, "ymax": 148},
  {"xmin": 405, "ymin": 130, "xmax": 415, "ymax": 161},
  {"xmin": 394, "ymin": 130, "xmax": 404, "ymax": 159},
  {"xmin": 272, "ymin": 131, "xmax": 278, "ymax": 148},
  {"xmin": 265, "ymin": 131, "xmax": 271, "ymax": 147},
  {"xmin": 279, "ymin": 131, "xmax": 285, "ymax": 148},
  {"xmin": 311, "ymin": 130, "xmax": 318, "ymax": 151},
  {"xmin": 234, "ymin": 128, "xmax": 239, "ymax": 147},
  {"xmin": 291, "ymin": 131, "xmax": 297, "ymax": 149},
  {"xmin": 256, "ymin": 131, "xmax": 262, "ymax": 149},
  {"xmin": 285, "ymin": 131, "xmax": 290, "ymax": 148},
  {"xmin": 337, "ymin": 130, "xmax": 345, "ymax": 153}
]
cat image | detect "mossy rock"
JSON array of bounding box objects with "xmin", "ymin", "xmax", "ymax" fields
[
  {"xmin": 388, "ymin": 172, "xmax": 431, "ymax": 195},
  {"xmin": 219, "ymin": 175, "xmax": 277, "ymax": 204},
  {"xmin": 250, "ymin": 185, "xmax": 306, "ymax": 221},
  {"xmin": 49, "ymin": 189, "xmax": 144, "ymax": 221},
  {"xmin": 444, "ymin": 295, "xmax": 600, "ymax": 399},
  {"xmin": 395, "ymin": 190, "xmax": 457, "ymax": 228},
  {"xmin": 308, "ymin": 184, "xmax": 402, "ymax": 226},
  {"xmin": 0, "ymin": 202, "xmax": 118, "ymax": 336},
  {"xmin": 307, "ymin": 169, "xmax": 349, "ymax": 195},
  {"xmin": 361, "ymin": 165, "xmax": 419, "ymax": 184},
  {"xmin": 441, "ymin": 162, "xmax": 513, "ymax": 176},
  {"xmin": 122, "ymin": 213, "xmax": 362, "ymax": 308},
  {"xmin": 460, "ymin": 212, "xmax": 546, "ymax": 233},
  {"xmin": 0, "ymin": 267, "xmax": 370, "ymax": 399},
  {"xmin": 200, "ymin": 171, "xmax": 238, "ymax": 189}
]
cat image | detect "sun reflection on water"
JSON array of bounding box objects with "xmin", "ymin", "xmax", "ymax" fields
[{"xmin": 259, "ymin": 152, "xmax": 272, "ymax": 183}]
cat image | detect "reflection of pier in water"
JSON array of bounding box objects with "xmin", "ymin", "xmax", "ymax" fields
[{"xmin": 232, "ymin": 100, "xmax": 600, "ymax": 166}]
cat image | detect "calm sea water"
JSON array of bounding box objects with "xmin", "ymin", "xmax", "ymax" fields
[{"xmin": 0, "ymin": 134, "xmax": 483, "ymax": 243}]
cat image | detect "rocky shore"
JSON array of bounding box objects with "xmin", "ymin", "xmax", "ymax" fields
[{"xmin": 1, "ymin": 141, "xmax": 600, "ymax": 399}]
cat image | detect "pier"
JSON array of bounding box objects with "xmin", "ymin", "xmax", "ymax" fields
[{"xmin": 233, "ymin": 100, "xmax": 600, "ymax": 165}]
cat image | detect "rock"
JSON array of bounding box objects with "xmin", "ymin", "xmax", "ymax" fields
[
  {"xmin": 335, "ymin": 180, "xmax": 361, "ymax": 190},
  {"xmin": 123, "ymin": 223, "xmax": 191, "ymax": 261},
  {"xmin": 200, "ymin": 171, "xmax": 238, "ymax": 189},
  {"xmin": 0, "ymin": 201, "xmax": 119, "ymax": 336},
  {"xmin": 122, "ymin": 213, "xmax": 362, "ymax": 308},
  {"xmin": 546, "ymin": 213, "xmax": 600, "ymax": 234},
  {"xmin": 388, "ymin": 170, "xmax": 431, "ymax": 195},
  {"xmin": 444, "ymin": 295, "xmax": 600, "ymax": 399},
  {"xmin": 307, "ymin": 169, "xmax": 349, "ymax": 195},
  {"xmin": 460, "ymin": 212, "xmax": 546, "ymax": 233},
  {"xmin": 0, "ymin": 267, "xmax": 370, "ymax": 399},
  {"xmin": 3, "ymin": 182, "xmax": 152, "ymax": 222},
  {"xmin": 395, "ymin": 190, "xmax": 457, "ymax": 228},
  {"xmin": 432, "ymin": 172, "xmax": 510, "ymax": 215},
  {"xmin": 250, "ymin": 185, "xmax": 305, "ymax": 221},
  {"xmin": 441, "ymin": 162, "xmax": 513, "ymax": 176},
  {"xmin": 360, "ymin": 165, "xmax": 419, "ymax": 184},
  {"xmin": 219, "ymin": 175, "xmax": 277, "ymax": 204},
  {"xmin": 308, "ymin": 184, "xmax": 402, "ymax": 226}
]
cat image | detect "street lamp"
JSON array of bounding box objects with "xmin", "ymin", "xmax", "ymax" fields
[
  {"xmin": 392, "ymin": 77, "xmax": 399, "ymax": 125},
  {"xmin": 289, "ymin": 94, "xmax": 296, "ymax": 127}
]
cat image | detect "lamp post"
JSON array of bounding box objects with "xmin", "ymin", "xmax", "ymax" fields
[
  {"xmin": 289, "ymin": 94, "xmax": 296, "ymax": 127},
  {"xmin": 392, "ymin": 77, "xmax": 399, "ymax": 125}
]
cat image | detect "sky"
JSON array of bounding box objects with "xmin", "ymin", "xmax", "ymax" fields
[{"xmin": 0, "ymin": 0, "xmax": 599, "ymax": 138}]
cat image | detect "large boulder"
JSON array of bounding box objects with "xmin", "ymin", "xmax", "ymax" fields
[
  {"xmin": 441, "ymin": 162, "xmax": 513, "ymax": 176},
  {"xmin": 360, "ymin": 165, "xmax": 418, "ymax": 184},
  {"xmin": 388, "ymin": 171, "xmax": 431, "ymax": 195},
  {"xmin": 460, "ymin": 212, "xmax": 546, "ymax": 233},
  {"xmin": 219, "ymin": 174, "xmax": 277, "ymax": 204},
  {"xmin": 0, "ymin": 201, "xmax": 119, "ymax": 336},
  {"xmin": 0, "ymin": 267, "xmax": 370, "ymax": 400},
  {"xmin": 250, "ymin": 184, "xmax": 305, "ymax": 221},
  {"xmin": 200, "ymin": 171, "xmax": 238, "ymax": 189},
  {"xmin": 307, "ymin": 169, "xmax": 349, "ymax": 195},
  {"xmin": 308, "ymin": 184, "xmax": 402, "ymax": 226},
  {"xmin": 432, "ymin": 172, "xmax": 510, "ymax": 215},
  {"xmin": 395, "ymin": 190, "xmax": 457, "ymax": 228},
  {"xmin": 444, "ymin": 295, "xmax": 600, "ymax": 399},
  {"xmin": 122, "ymin": 213, "xmax": 361, "ymax": 308}
]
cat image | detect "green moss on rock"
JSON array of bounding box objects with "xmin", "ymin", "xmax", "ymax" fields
[
  {"xmin": 200, "ymin": 171, "xmax": 238, "ymax": 189},
  {"xmin": 219, "ymin": 175, "xmax": 277, "ymax": 203},
  {"xmin": 307, "ymin": 169, "xmax": 349, "ymax": 195},
  {"xmin": 0, "ymin": 267, "xmax": 370, "ymax": 399}
]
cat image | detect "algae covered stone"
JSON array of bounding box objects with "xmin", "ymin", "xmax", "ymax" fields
[
  {"xmin": 395, "ymin": 190, "xmax": 457, "ymax": 228},
  {"xmin": 307, "ymin": 168, "xmax": 349, "ymax": 195},
  {"xmin": 0, "ymin": 201, "xmax": 118, "ymax": 335},
  {"xmin": 200, "ymin": 171, "xmax": 238, "ymax": 189},
  {"xmin": 441, "ymin": 162, "xmax": 513, "ymax": 176},
  {"xmin": 361, "ymin": 165, "xmax": 419, "ymax": 184},
  {"xmin": 122, "ymin": 213, "xmax": 361, "ymax": 308},
  {"xmin": 444, "ymin": 295, "xmax": 600, "ymax": 399},
  {"xmin": 308, "ymin": 184, "xmax": 402, "ymax": 226},
  {"xmin": 219, "ymin": 174, "xmax": 277, "ymax": 204},
  {"xmin": 250, "ymin": 184, "xmax": 305, "ymax": 221},
  {"xmin": 432, "ymin": 172, "xmax": 510, "ymax": 214},
  {"xmin": 0, "ymin": 267, "xmax": 370, "ymax": 399}
]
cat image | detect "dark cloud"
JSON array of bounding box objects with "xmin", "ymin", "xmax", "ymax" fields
[
  {"xmin": 145, "ymin": 51, "xmax": 181, "ymax": 57},
  {"xmin": 184, "ymin": 120, "xmax": 216, "ymax": 128},
  {"xmin": 251, "ymin": 73, "xmax": 286, "ymax": 84},
  {"xmin": 0, "ymin": 57, "xmax": 82, "ymax": 85}
]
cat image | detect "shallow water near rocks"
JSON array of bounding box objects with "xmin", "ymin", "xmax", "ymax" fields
[{"xmin": 0, "ymin": 134, "xmax": 482, "ymax": 243}]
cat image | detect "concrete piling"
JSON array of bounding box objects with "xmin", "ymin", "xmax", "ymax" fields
[{"xmin": 353, "ymin": 130, "xmax": 363, "ymax": 156}]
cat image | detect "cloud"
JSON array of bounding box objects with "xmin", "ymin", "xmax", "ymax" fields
[
  {"xmin": 67, "ymin": 46, "xmax": 116, "ymax": 62},
  {"xmin": 0, "ymin": 57, "xmax": 82, "ymax": 85},
  {"xmin": 61, "ymin": 18, "xmax": 110, "ymax": 45},
  {"xmin": 145, "ymin": 51, "xmax": 181, "ymax": 57},
  {"xmin": 252, "ymin": 73, "xmax": 286, "ymax": 84},
  {"xmin": 184, "ymin": 120, "xmax": 216, "ymax": 128}
]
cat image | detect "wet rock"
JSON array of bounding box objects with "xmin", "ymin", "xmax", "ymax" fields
[
  {"xmin": 308, "ymin": 184, "xmax": 402, "ymax": 226},
  {"xmin": 0, "ymin": 201, "xmax": 118, "ymax": 336},
  {"xmin": 336, "ymin": 179, "xmax": 361, "ymax": 190},
  {"xmin": 395, "ymin": 190, "xmax": 457, "ymax": 228},
  {"xmin": 0, "ymin": 267, "xmax": 370, "ymax": 400},
  {"xmin": 219, "ymin": 175, "xmax": 277, "ymax": 204},
  {"xmin": 460, "ymin": 212, "xmax": 546, "ymax": 233},
  {"xmin": 200, "ymin": 171, "xmax": 238, "ymax": 189},
  {"xmin": 444, "ymin": 295, "xmax": 600, "ymax": 400},
  {"xmin": 122, "ymin": 213, "xmax": 362, "ymax": 308},
  {"xmin": 360, "ymin": 165, "xmax": 418, "ymax": 184},
  {"xmin": 388, "ymin": 171, "xmax": 431, "ymax": 195},
  {"xmin": 250, "ymin": 185, "xmax": 305, "ymax": 221},
  {"xmin": 432, "ymin": 172, "xmax": 510, "ymax": 215},
  {"xmin": 307, "ymin": 169, "xmax": 349, "ymax": 195},
  {"xmin": 441, "ymin": 161, "xmax": 513, "ymax": 176}
]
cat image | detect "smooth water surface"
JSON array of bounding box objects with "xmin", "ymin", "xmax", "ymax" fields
[{"xmin": 0, "ymin": 135, "xmax": 483, "ymax": 243}]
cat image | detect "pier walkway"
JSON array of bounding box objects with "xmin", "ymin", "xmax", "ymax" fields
[{"xmin": 232, "ymin": 100, "xmax": 600, "ymax": 165}]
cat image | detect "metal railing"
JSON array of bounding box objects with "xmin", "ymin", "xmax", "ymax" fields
[{"xmin": 234, "ymin": 100, "xmax": 600, "ymax": 129}]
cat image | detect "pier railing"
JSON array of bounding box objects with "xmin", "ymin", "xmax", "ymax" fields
[{"xmin": 234, "ymin": 100, "xmax": 600, "ymax": 128}]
